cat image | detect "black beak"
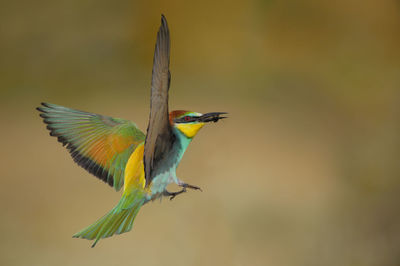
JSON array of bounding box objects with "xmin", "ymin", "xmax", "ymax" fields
[{"xmin": 199, "ymin": 112, "xmax": 228, "ymax": 123}]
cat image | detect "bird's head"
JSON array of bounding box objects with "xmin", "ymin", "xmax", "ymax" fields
[{"xmin": 169, "ymin": 110, "xmax": 227, "ymax": 138}]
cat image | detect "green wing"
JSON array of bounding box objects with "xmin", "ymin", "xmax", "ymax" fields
[{"xmin": 37, "ymin": 103, "xmax": 145, "ymax": 191}]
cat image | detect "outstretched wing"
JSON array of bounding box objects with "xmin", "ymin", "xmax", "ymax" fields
[
  {"xmin": 37, "ymin": 103, "xmax": 145, "ymax": 191},
  {"xmin": 144, "ymin": 15, "xmax": 175, "ymax": 186}
]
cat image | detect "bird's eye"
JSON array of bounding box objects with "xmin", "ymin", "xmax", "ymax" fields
[{"xmin": 184, "ymin": 116, "xmax": 191, "ymax": 122}]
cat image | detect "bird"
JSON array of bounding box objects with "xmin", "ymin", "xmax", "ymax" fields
[{"xmin": 37, "ymin": 15, "xmax": 226, "ymax": 247}]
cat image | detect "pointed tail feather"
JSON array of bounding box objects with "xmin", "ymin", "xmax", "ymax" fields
[{"xmin": 73, "ymin": 191, "xmax": 145, "ymax": 247}]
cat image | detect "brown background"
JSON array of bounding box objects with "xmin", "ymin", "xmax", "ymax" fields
[{"xmin": 1, "ymin": 0, "xmax": 400, "ymax": 265}]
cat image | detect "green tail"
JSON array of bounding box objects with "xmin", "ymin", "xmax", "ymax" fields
[{"xmin": 73, "ymin": 190, "xmax": 146, "ymax": 247}]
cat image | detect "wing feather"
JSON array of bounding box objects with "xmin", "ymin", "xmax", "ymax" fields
[
  {"xmin": 37, "ymin": 102, "xmax": 145, "ymax": 191},
  {"xmin": 144, "ymin": 15, "xmax": 175, "ymax": 186}
]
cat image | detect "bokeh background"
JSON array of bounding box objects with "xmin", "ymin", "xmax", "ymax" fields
[{"xmin": 1, "ymin": 0, "xmax": 400, "ymax": 265}]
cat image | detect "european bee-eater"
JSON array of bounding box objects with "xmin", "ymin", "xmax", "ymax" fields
[{"xmin": 37, "ymin": 15, "xmax": 226, "ymax": 247}]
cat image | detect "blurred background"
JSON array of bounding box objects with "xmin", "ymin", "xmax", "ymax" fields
[{"xmin": 1, "ymin": 0, "xmax": 400, "ymax": 265}]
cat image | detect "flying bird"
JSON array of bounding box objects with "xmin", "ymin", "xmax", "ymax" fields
[{"xmin": 37, "ymin": 15, "xmax": 226, "ymax": 247}]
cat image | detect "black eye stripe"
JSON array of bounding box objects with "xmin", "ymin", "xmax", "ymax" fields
[{"xmin": 174, "ymin": 116, "xmax": 198, "ymax": 123}]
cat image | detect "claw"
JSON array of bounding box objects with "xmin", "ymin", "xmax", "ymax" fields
[
  {"xmin": 164, "ymin": 188, "xmax": 187, "ymax": 201},
  {"xmin": 180, "ymin": 183, "xmax": 203, "ymax": 192}
]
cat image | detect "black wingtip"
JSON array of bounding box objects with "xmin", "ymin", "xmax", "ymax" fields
[
  {"xmin": 160, "ymin": 14, "xmax": 168, "ymax": 29},
  {"xmin": 37, "ymin": 102, "xmax": 46, "ymax": 112},
  {"xmin": 40, "ymin": 102, "xmax": 52, "ymax": 109},
  {"xmin": 37, "ymin": 103, "xmax": 50, "ymax": 113}
]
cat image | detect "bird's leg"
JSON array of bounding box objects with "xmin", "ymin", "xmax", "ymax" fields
[
  {"xmin": 163, "ymin": 188, "xmax": 187, "ymax": 201},
  {"xmin": 178, "ymin": 181, "xmax": 203, "ymax": 192}
]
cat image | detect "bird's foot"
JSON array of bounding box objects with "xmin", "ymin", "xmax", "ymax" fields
[
  {"xmin": 179, "ymin": 182, "xmax": 203, "ymax": 192},
  {"xmin": 164, "ymin": 188, "xmax": 187, "ymax": 201}
]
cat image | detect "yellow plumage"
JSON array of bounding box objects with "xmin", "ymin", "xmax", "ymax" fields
[
  {"xmin": 124, "ymin": 143, "xmax": 146, "ymax": 192},
  {"xmin": 175, "ymin": 123, "xmax": 205, "ymax": 138}
]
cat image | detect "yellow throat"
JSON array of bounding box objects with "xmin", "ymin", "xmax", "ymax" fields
[{"xmin": 175, "ymin": 122, "xmax": 205, "ymax": 138}]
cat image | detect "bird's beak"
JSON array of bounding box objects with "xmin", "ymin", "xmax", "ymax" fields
[{"xmin": 199, "ymin": 112, "xmax": 228, "ymax": 123}]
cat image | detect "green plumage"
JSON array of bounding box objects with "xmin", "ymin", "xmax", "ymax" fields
[
  {"xmin": 37, "ymin": 103, "xmax": 145, "ymax": 191},
  {"xmin": 36, "ymin": 15, "xmax": 225, "ymax": 248},
  {"xmin": 73, "ymin": 189, "xmax": 146, "ymax": 247}
]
